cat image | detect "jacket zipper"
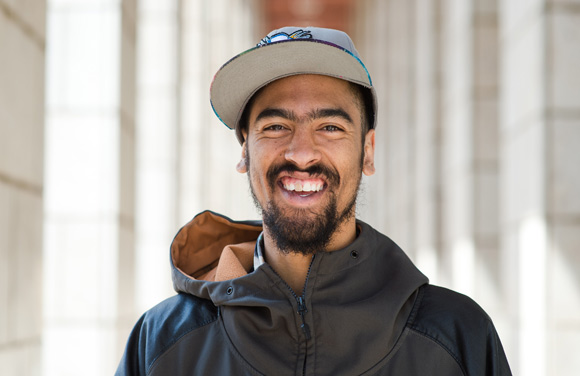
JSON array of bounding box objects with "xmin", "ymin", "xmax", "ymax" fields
[
  {"xmin": 272, "ymin": 255, "xmax": 315, "ymax": 375},
  {"xmin": 297, "ymin": 294, "xmax": 310, "ymax": 376},
  {"xmin": 294, "ymin": 255, "xmax": 315, "ymax": 375},
  {"xmin": 297, "ymin": 295, "xmax": 311, "ymax": 340}
]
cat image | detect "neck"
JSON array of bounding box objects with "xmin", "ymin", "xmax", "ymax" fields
[{"xmin": 262, "ymin": 219, "xmax": 357, "ymax": 293}]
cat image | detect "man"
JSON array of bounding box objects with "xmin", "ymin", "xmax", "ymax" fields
[{"xmin": 117, "ymin": 27, "xmax": 511, "ymax": 375}]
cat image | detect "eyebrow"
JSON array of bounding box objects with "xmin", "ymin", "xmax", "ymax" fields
[{"xmin": 254, "ymin": 107, "xmax": 354, "ymax": 125}]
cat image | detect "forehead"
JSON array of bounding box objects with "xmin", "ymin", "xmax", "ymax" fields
[{"xmin": 248, "ymin": 75, "xmax": 360, "ymax": 118}]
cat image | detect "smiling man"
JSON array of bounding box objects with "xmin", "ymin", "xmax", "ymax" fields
[
  {"xmin": 237, "ymin": 74, "xmax": 376, "ymax": 293},
  {"xmin": 117, "ymin": 27, "xmax": 511, "ymax": 376}
]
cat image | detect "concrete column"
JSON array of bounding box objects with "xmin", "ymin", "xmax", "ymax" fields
[
  {"xmin": 0, "ymin": 1, "xmax": 46, "ymax": 374},
  {"xmin": 412, "ymin": 0, "xmax": 444, "ymax": 283},
  {"xmin": 500, "ymin": 1, "xmax": 580, "ymax": 375},
  {"xmin": 437, "ymin": 1, "xmax": 501, "ymax": 316},
  {"xmin": 134, "ymin": 0, "xmax": 179, "ymax": 315},
  {"xmin": 470, "ymin": 0, "xmax": 502, "ymax": 321},
  {"xmin": 43, "ymin": 0, "xmax": 137, "ymax": 374},
  {"xmin": 381, "ymin": 0, "xmax": 417, "ymax": 254},
  {"xmin": 117, "ymin": 0, "xmax": 137, "ymax": 358},
  {"xmin": 438, "ymin": 0, "xmax": 473, "ymax": 294},
  {"xmin": 180, "ymin": 0, "xmax": 260, "ymax": 224}
]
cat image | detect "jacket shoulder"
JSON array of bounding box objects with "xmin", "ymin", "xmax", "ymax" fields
[
  {"xmin": 116, "ymin": 293, "xmax": 219, "ymax": 375},
  {"xmin": 408, "ymin": 284, "xmax": 491, "ymax": 333},
  {"xmin": 406, "ymin": 285, "xmax": 511, "ymax": 376}
]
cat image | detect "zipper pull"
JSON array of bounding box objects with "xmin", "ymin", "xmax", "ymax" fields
[
  {"xmin": 297, "ymin": 296, "xmax": 311, "ymax": 340},
  {"xmin": 297, "ymin": 296, "xmax": 307, "ymax": 314}
]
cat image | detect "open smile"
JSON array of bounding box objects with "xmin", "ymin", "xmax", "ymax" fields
[{"xmin": 278, "ymin": 175, "xmax": 328, "ymax": 200}]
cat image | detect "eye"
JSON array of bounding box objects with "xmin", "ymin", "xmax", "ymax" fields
[
  {"xmin": 264, "ymin": 124, "xmax": 286, "ymax": 132},
  {"xmin": 321, "ymin": 124, "xmax": 343, "ymax": 132}
]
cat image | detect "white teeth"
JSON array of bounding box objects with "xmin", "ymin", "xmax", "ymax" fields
[{"xmin": 284, "ymin": 181, "xmax": 323, "ymax": 192}]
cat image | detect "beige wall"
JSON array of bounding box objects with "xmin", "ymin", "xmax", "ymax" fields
[
  {"xmin": 500, "ymin": 1, "xmax": 580, "ymax": 375},
  {"xmin": 0, "ymin": 0, "xmax": 46, "ymax": 374},
  {"xmin": 353, "ymin": 1, "xmax": 580, "ymax": 375},
  {"xmin": 43, "ymin": 0, "xmax": 137, "ymax": 374}
]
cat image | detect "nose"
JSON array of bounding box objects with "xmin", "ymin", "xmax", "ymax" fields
[{"xmin": 284, "ymin": 128, "xmax": 321, "ymax": 168}]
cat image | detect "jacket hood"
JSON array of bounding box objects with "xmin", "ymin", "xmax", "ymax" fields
[{"xmin": 171, "ymin": 211, "xmax": 262, "ymax": 291}]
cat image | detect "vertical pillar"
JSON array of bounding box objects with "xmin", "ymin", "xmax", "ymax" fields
[
  {"xmin": 382, "ymin": 0, "xmax": 416, "ymax": 253},
  {"xmin": 413, "ymin": 0, "xmax": 443, "ymax": 283},
  {"xmin": 134, "ymin": 0, "xmax": 179, "ymax": 314},
  {"xmin": 43, "ymin": 0, "xmax": 136, "ymax": 374},
  {"xmin": 471, "ymin": 0, "xmax": 501, "ymax": 318},
  {"xmin": 500, "ymin": 1, "xmax": 580, "ymax": 374},
  {"xmin": 117, "ymin": 0, "xmax": 137, "ymax": 356},
  {"xmin": 0, "ymin": 1, "xmax": 46, "ymax": 374},
  {"xmin": 180, "ymin": 0, "xmax": 260, "ymax": 224},
  {"xmin": 545, "ymin": 4, "xmax": 580, "ymax": 373},
  {"xmin": 439, "ymin": 0, "xmax": 477, "ymax": 293},
  {"xmin": 438, "ymin": 0, "xmax": 501, "ymax": 314}
]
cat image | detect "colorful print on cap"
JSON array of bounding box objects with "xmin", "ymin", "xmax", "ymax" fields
[{"xmin": 258, "ymin": 29, "xmax": 313, "ymax": 47}]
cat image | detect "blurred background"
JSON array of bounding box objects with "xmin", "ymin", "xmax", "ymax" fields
[{"xmin": 1, "ymin": 0, "xmax": 579, "ymax": 375}]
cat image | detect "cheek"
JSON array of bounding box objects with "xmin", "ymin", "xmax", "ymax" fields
[
  {"xmin": 337, "ymin": 153, "xmax": 364, "ymax": 186},
  {"xmin": 247, "ymin": 151, "xmax": 270, "ymax": 188},
  {"xmin": 249, "ymin": 141, "xmax": 283, "ymax": 172}
]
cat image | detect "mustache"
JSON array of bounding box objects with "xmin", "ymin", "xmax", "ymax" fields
[{"xmin": 266, "ymin": 162, "xmax": 340, "ymax": 188}]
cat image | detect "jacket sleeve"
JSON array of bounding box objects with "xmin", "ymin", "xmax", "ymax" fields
[
  {"xmin": 115, "ymin": 293, "xmax": 220, "ymax": 375},
  {"xmin": 408, "ymin": 285, "xmax": 512, "ymax": 376},
  {"xmin": 484, "ymin": 318, "xmax": 512, "ymax": 376},
  {"xmin": 116, "ymin": 314, "xmax": 147, "ymax": 376}
]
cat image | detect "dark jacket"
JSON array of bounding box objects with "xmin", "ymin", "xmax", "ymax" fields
[{"xmin": 117, "ymin": 211, "xmax": 511, "ymax": 375}]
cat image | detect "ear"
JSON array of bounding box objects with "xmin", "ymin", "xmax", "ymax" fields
[
  {"xmin": 362, "ymin": 129, "xmax": 375, "ymax": 176},
  {"xmin": 236, "ymin": 141, "xmax": 248, "ymax": 174}
]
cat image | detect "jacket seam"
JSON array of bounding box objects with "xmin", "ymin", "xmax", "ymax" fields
[
  {"xmin": 217, "ymin": 311, "xmax": 264, "ymax": 376},
  {"xmin": 406, "ymin": 327, "xmax": 467, "ymax": 376},
  {"xmin": 405, "ymin": 285, "xmax": 466, "ymax": 376},
  {"xmin": 404, "ymin": 283, "xmax": 425, "ymax": 327},
  {"xmin": 491, "ymin": 318, "xmax": 501, "ymax": 375},
  {"xmin": 358, "ymin": 328, "xmax": 410, "ymax": 375},
  {"xmin": 146, "ymin": 314, "xmax": 219, "ymax": 375}
]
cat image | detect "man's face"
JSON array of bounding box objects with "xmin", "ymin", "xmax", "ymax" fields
[{"xmin": 237, "ymin": 74, "xmax": 375, "ymax": 254}]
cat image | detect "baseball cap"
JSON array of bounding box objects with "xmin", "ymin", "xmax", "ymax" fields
[{"xmin": 210, "ymin": 26, "xmax": 377, "ymax": 144}]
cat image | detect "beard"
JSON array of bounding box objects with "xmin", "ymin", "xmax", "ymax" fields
[{"xmin": 247, "ymin": 151, "xmax": 362, "ymax": 256}]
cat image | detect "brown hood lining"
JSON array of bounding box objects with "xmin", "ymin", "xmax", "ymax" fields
[{"xmin": 171, "ymin": 211, "xmax": 262, "ymax": 280}]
